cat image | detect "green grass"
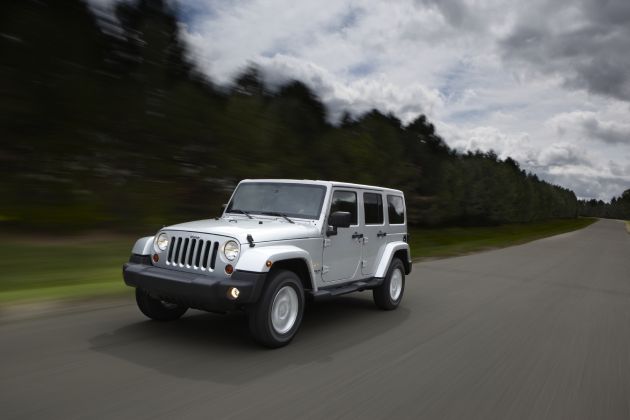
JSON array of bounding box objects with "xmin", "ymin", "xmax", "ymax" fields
[
  {"xmin": 0, "ymin": 237, "xmax": 132, "ymax": 304},
  {"xmin": 408, "ymin": 218, "xmax": 597, "ymax": 260},
  {"xmin": 0, "ymin": 218, "xmax": 597, "ymax": 305},
  {"xmin": 625, "ymin": 221, "xmax": 630, "ymax": 233}
]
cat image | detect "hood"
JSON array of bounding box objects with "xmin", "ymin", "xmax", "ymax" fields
[{"xmin": 163, "ymin": 217, "xmax": 320, "ymax": 244}]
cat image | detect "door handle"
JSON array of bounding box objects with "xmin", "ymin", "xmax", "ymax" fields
[
  {"xmin": 351, "ymin": 232, "xmax": 364, "ymax": 239},
  {"xmin": 377, "ymin": 231, "xmax": 387, "ymax": 238}
]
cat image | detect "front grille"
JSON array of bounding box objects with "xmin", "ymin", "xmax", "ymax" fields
[{"xmin": 165, "ymin": 235, "xmax": 219, "ymax": 271}]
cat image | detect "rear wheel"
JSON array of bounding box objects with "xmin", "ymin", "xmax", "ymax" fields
[
  {"xmin": 373, "ymin": 258, "xmax": 405, "ymax": 310},
  {"xmin": 248, "ymin": 269, "xmax": 304, "ymax": 348},
  {"xmin": 135, "ymin": 288, "xmax": 188, "ymax": 321}
]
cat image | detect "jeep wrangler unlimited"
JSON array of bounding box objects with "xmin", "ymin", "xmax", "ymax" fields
[{"xmin": 123, "ymin": 179, "xmax": 412, "ymax": 347}]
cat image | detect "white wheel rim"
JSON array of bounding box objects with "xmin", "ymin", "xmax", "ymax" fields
[
  {"xmin": 271, "ymin": 285, "xmax": 299, "ymax": 334},
  {"xmin": 389, "ymin": 269, "xmax": 403, "ymax": 301}
]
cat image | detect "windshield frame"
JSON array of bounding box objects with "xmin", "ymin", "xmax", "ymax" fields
[{"xmin": 225, "ymin": 182, "xmax": 328, "ymax": 221}]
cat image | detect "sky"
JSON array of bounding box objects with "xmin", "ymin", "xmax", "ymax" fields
[{"xmin": 91, "ymin": 0, "xmax": 630, "ymax": 201}]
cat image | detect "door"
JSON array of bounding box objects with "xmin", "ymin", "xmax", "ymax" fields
[
  {"xmin": 322, "ymin": 189, "xmax": 362, "ymax": 283},
  {"xmin": 361, "ymin": 192, "xmax": 386, "ymax": 276}
]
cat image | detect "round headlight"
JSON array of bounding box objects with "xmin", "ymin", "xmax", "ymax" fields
[
  {"xmin": 223, "ymin": 240, "xmax": 240, "ymax": 261},
  {"xmin": 156, "ymin": 233, "xmax": 169, "ymax": 251}
]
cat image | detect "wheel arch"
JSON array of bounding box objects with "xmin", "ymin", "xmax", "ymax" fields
[
  {"xmin": 374, "ymin": 242, "xmax": 412, "ymax": 278},
  {"xmin": 269, "ymin": 259, "xmax": 313, "ymax": 292},
  {"xmin": 132, "ymin": 236, "xmax": 154, "ymax": 255},
  {"xmin": 235, "ymin": 245, "xmax": 318, "ymax": 291}
]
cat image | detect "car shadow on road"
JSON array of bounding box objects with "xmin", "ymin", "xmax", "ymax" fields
[{"xmin": 89, "ymin": 294, "xmax": 410, "ymax": 384}]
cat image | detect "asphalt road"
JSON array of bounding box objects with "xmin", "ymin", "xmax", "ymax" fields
[{"xmin": 2, "ymin": 219, "xmax": 630, "ymax": 419}]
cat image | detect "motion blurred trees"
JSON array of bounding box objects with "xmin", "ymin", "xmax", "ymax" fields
[
  {"xmin": 0, "ymin": 0, "xmax": 579, "ymax": 232},
  {"xmin": 578, "ymin": 190, "xmax": 630, "ymax": 220}
]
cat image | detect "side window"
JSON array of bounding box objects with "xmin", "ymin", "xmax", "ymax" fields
[
  {"xmin": 363, "ymin": 192, "xmax": 383, "ymax": 225},
  {"xmin": 330, "ymin": 190, "xmax": 357, "ymax": 225},
  {"xmin": 387, "ymin": 195, "xmax": 405, "ymax": 224}
]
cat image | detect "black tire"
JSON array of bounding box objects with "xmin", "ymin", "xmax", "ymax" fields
[
  {"xmin": 248, "ymin": 269, "xmax": 305, "ymax": 348},
  {"xmin": 373, "ymin": 258, "xmax": 405, "ymax": 310},
  {"xmin": 135, "ymin": 288, "xmax": 188, "ymax": 321}
]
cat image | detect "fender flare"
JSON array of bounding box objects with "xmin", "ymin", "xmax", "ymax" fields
[
  {"xmin": 131, "ymin": 236, "xmax": 154, "ymax": 255},
  {"xmin": 374, "ymin": 242, "xmax": 411, "ymax": 278},
  {"xmin": 235, "ymin": 245, "xmax": 317, "ymax": 290}
]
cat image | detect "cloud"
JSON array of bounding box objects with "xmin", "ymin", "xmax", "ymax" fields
[
  {"xmin": 499, "ymin": 0, "xmax": 630, "ymax": 102},
  {"xmin": 256, "ymin": 54, "xmax": 443, "ymax": 123},
  {"xmin": 537, "ymin": 143, "xmax": 591, "ymax": 167},
  {"xmin": 550, "ymin": 111, "xmax": 630, "ymax": 145}
]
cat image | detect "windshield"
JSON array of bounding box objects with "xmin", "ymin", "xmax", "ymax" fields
[{"xmin": 226, "ymin": 183, "xmax": 327, "ymax": 220}]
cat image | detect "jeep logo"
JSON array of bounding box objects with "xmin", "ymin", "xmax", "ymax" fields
[{"xmin": 190, "ymin": 235, "xmax": 201, "ymax": 240}]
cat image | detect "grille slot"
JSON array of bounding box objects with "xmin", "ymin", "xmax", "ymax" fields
[
  {"xmin": 194, "ymin": 241, "xmax": 204, "ymax": 268},
  {"xmin": 180, "ymin": 238, "xmax": 189, "ymax": 265},
  {"xmin": 187, "ymin": 239, "xmax": 196, "ymax": 266},
  {"xmin": 202, "ymin": 241, "xmax": 211, "ymax": 268},
  {"xmin": 163, "ymin": 233, "xmax": 220, "ymax": 272},
  {"xmin": 210, "ymin": 242, "xmax": 219, "ymax": 269}
]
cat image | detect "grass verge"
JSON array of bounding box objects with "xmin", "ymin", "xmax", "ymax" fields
[
  {"xmin": 408, "ymin": 218, "xmax": 596, "ymax": 260},
  {"xmin": 626, "ymin": 220, "xmax": 630, "ymax": 233},
  {"xmin": 0, "ymin": 218, "xmax": 596, "ymax": 305},
  {"xmin": 0, "ymin": 237, "xmax": 132, "ymax": 305}
]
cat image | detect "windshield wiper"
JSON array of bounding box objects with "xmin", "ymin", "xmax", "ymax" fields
[
  {"xmin": 260, "ymin": 211, "xmax": 294, "ymax": 224},
  {"xmin": 229, "ymin": 209, "xmax": 253, "ymax": 219}
]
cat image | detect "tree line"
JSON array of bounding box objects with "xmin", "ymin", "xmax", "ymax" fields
[
  {"xmin": 578, "ymin": 191, "xmax": 630, "ymax": 220},
  {"xmin": 1, "ymin": 0, "xmax": 580, "ymax": 233}
]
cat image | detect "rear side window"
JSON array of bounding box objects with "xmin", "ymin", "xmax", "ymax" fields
[
  {"xmin": 363, "ymin": 193, "xmax": 383, "ymax": 225},
  {"xmin": 330, "ymin": 190, "xmax": 357, "ymax": 225},
  {"xmin": 387, "ymin": 195, "xmax": 405, "ymax": 224}
]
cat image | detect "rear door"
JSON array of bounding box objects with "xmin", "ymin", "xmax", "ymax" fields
[
  {"xmin": 361, "ymin": 191, "xmax": 386, "ymax": 276},
  {"xmin": 322, "ymin": 189, "xmax": 362, "ymax": 283}
]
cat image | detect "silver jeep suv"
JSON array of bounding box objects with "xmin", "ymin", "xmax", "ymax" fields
[{"xmin": 123, "ymin": 179, "xmax": 412, "ymax": 347}]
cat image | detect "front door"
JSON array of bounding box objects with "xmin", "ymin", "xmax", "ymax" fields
[{"xmin": 322, "ymin": 189, "xmax": 362, "ymax": 283}]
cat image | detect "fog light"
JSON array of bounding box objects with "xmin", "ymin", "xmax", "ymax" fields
[
  {"xmin": 225, "ymin": 264, "xmax": 234, "ymax": 274},
  {"xmin": 228, "ymin": 287, "xmax": 240, "ymax": 299},
  {"xmin": 152, "ymin": 254, "xmax": 159, "ymax": 263}
]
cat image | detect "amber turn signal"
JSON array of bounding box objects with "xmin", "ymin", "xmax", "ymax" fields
[
  {"xmin": 152, "ymin": 254, "xmax": 159, "ymax": 263},
  {"xmin": 225, "ymin": 264, "xmax": 234, "ymax": 274}
]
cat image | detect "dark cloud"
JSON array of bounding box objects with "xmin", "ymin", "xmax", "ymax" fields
[
  {"xmin": 553, "ymin": 111, "xmax": 630, "ymax": 145},
  {"xmin": 582, "ymin": 117, "xmax": 630, "ymax": 145},
  {"xmin": 416, "ymin": 0, "xmax": 485, "ymax": 30},
  {"xmin": 500, "ymin": 0, "xmax": 630, "ymax": 102}
]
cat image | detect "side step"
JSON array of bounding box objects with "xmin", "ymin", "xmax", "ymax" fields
[{"xmin": 308, "ymin": 277, "xmax": 383, "ymax": 300}]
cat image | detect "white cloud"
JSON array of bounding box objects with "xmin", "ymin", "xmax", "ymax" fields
[
  {"xmin": 549, "ymin": 111, "xmax": 630, "ymax": 145},
  {"xmin": 256, "ymin": 54, "xmax": 443, "ymax": 123}
]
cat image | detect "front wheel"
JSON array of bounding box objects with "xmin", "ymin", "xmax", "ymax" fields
[
  {"xmin": 248, "ymin": 269, "xmax": 305, "ymax": 348},
  {"xmin": 373, "ymin": 258, "xmax": 405, "ymax": 310},
  {"xmin": 135, "ymin": 288, "xmax": 188, "ymax": 321}
]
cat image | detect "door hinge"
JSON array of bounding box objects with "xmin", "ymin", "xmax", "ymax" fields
[
  {"xmin": 322, "ymin": 266, "xmax": 330, "ymax": 274},
  {"xmin": 361, "ymin": 259, "xmax": 367, "ymax": 267},
  {"xmin": 323, "ymin": 238, "xmax": 332, "ymax": 247}
]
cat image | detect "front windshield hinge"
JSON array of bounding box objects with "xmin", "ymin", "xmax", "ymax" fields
[{"xmin": 247, "ymin": 234, "xmax": 255, "ymax": 248}]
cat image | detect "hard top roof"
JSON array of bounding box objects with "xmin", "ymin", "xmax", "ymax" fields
[{"xmin": 239, "ymin": 179, "xmax": 403, "ymax": 195}]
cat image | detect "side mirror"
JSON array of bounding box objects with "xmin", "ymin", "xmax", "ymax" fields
[{"xmin": 327, "ymin": 211, "xmax": 351, "ymax": 236}]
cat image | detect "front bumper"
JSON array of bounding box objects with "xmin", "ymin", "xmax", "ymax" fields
[{"xmin": 123, "ymin": 256, "xmax": 266, "ymax": 312}]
